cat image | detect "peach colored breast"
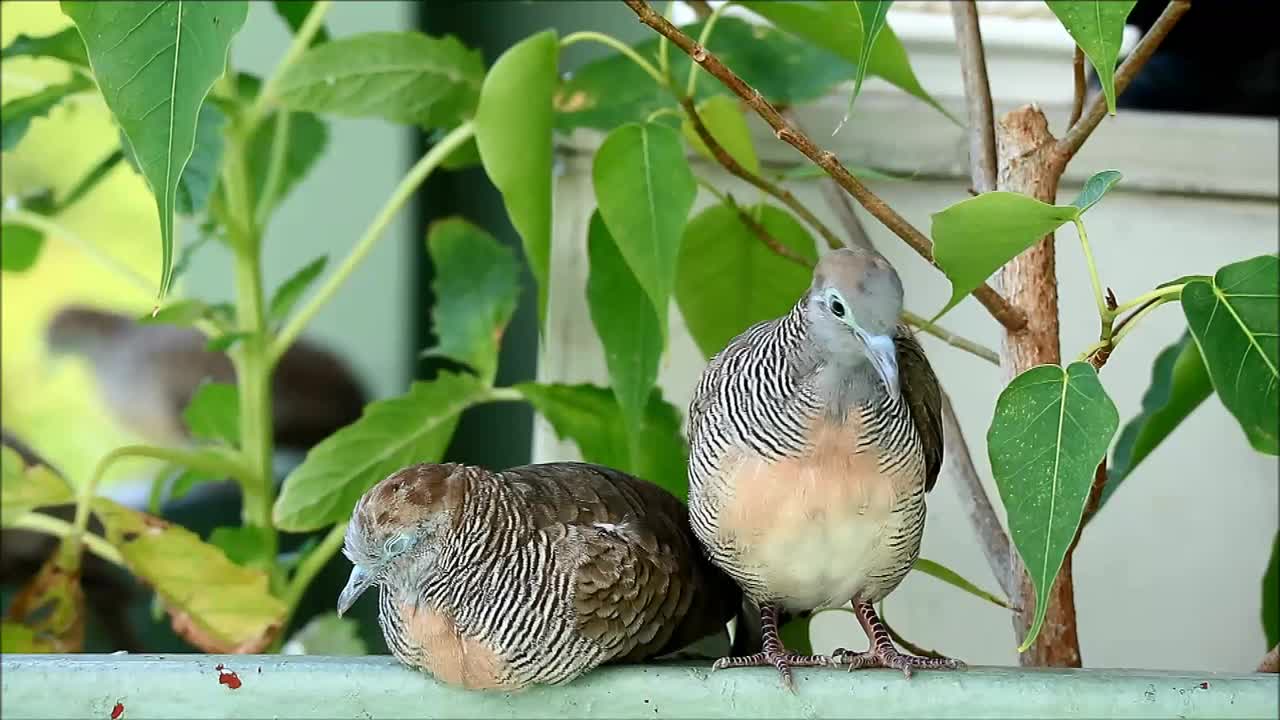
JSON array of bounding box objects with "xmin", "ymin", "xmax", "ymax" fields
[{"xmin": 398, "ymin": 604, "xmax": 518, "ymax": 691}]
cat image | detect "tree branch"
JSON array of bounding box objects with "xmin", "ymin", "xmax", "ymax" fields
[
  {"xmin": 1068, "ymin": 47, "xmax": 1086, "ymax": 129},
  {"xmin": 624, "ymin": 0, "xmax": 1027, "ymax": 332},
  {"xmin": 1058, "ymin": 0, "xmax": 1191, "ymax": 158},
  {"xmin": 681, "ymin": 97, "xmax": 845, "ymax": 251},
  {"xmin": 950, "ymin": 0, "xmax": 997, "ymax": 194},
  {"xmin": 785, "ymin": 110, "xmax": 878, "ymax": 254}
]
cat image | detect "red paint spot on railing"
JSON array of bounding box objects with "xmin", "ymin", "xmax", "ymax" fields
[
  {"xmin": 215, "ymin": 664, "xmax": 242, "ymax": 690},
  {"xmin": 110, "ymin": 702, "xmax": 124, "ymax": 719}
]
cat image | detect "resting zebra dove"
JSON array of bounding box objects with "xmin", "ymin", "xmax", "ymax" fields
[
  {"xmin": 685, "ymin": 248, "xmax": 963, "ymax": 688},
  {"xmin": 337, "ymin": 461, "xmax": 741, "ymax": 690}
]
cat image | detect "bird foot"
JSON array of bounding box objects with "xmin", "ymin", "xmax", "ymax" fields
[
  {"xmin": 712, "ymin": 651, "xmax": 834, "ymax": 691},
  {"xmin": 832, "ymin": 646, "xmax": 965, "ymax": 678}
]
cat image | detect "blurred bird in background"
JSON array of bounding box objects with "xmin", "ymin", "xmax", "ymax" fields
[{"xmin": 339, "ymin": 461, "xmax": 742, "ymax": 690}]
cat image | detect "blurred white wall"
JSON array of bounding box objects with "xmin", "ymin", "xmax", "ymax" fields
[{"xmin": 536, "ymin": 7, "xmax": 1279, "ymax": 672}]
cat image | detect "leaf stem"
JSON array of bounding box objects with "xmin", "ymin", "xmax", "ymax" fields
[
  {"xmin": 685, "ymin": 0, "xmax": 729, "ymax": 98},
  {"xmin": 559, "ymin": 32, "xmax": 667, "ymax": 87},
  {"xmin": 270, "ymin": 121, "xmax": 476, "ymax": 365},
  {"xmin": 278, "ymin": 520, "xmax": 348, "ymax": 636},
  {"xmin": 245, "ymin": 0, "xmax": 332, "ymax": 138},
  {"xmin": 14, "ymin": 512, "xmax": 125, "ymax": 568},
  {"xmin": 255, "ymin": 110, "xmax": 292, "ymax": 226},
  {"xmin": 902, "ymin": 310, "xmax": 1000, "ymax": 365},
  {"xmin": 1074, "ymin": 218, "xmax": 1110, "ymax": 336},
  {"xmin": 485, "ymin": 386, "xmax": 525, "ymax": 404},
  {"xmin": 1110, "ymin": 283, "xmax": 1184, "ymax": 317}
]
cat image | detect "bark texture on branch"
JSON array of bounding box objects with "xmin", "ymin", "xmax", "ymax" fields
[{"xmin": 995, "ymin": 105, "xmax": 1080, "ymax": 667}]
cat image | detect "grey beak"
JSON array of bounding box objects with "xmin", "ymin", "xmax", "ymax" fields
[
  {"xmin": 337, "ymin": 565, "xmax": 372, "ymax": 617},
  {"xmin": 858, "ymin": 331, "xmax": 900, "ymax": 401}
]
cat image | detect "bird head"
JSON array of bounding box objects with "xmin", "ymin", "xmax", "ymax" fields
[
  {"xmin": 337, "ymin": 463, "xmax": 469, "ymax": 616},
  {"xmin": 804, "ymin": 248, "xmax": 904, "ymax": 401}
]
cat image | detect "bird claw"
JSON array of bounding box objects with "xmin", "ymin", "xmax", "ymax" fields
[
  {"xmin": 712, "ymin": 651, "xmax": 834, "ymax": 691},
  {"xmin": 832, "ymin": 646, "xmax": 965, "ymax": 678}
]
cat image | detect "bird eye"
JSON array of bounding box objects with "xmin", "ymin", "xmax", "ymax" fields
[
  {"xmin": 384, "ymin": 533, "xmax": 413, "ymax": 556},
  {"xmin": 830, "ymin": 299, "xmax": 846, "ymax": 318}
]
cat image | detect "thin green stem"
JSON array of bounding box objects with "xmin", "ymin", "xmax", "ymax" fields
[
  {"xmin": 1111, "ymin": 283, "xmax": 1184, "ymax": 317},
  {"xmin": 645, "ymin": 106, "xmax": 683, "ymax": 124},
  {"xmin": 560, "ymin": 32, "xmax": 667, "ymax": 87},
  {"xmin": 270, "ymin": 121, "xmax": 476, "ymax": 364},
  {"xmin": 278, "ymin": 521, "xmax": 348, "ymax": 631},
  {"xmin": 901, "ymin": 310, "xmax": 1000, "ymax": 365},
  {"xmin": 244, "ymin": 0, "xmax": 332, "ymax": 138},
  {"xmin": 1111, "ymin": 297, "xmax": 1173, "ymax": 347},
  {"xmin": 255, "ymin": 110, "xmax": 292, "ymax": 227},
  {"xmin": 1074, "ymin": 218, "xmax": 1109, "ymax": 336},
  {"xmin": 685, "ymin": 0, "xmax": 729, "ymax": 98},
  {"xmin": 486, "ymin": 386, "xmax": 526, "ymax": 404},
  {"xmin": 695, "ymin": 176, "xmax": 729, "ymax": 203},
  {"xmin": 16, "ymin": 513, "xmax": 125, "ymax": 568}
]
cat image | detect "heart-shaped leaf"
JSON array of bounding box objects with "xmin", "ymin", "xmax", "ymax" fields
[
  {"xmin": 517, "ymin": 382, "xmax": 689, "ymax": 501},
  {"xmin": 586, "ymin": 211, "xmax": 663, "ymax": 433},
  {"xmin": 273, "ymin": 31, "xmax": 483, "ymax": 128},
  {"xmin": 475, "ymin": 30, "xmax": 558, "ymax": 328},
  {"xmin": 988, "ymin": 362, "xmax": 1119, "ymax": 652},
  {"xmin": 61, "ymin": 0, "xmax": 249, "ymax": 302},
  {"xmin": 677, "ymin": 202, "xmax": 817, "ymax": 359},
  {"xmin": 273, "ymin": 371, "xmax": 486, "ymax": 531},
  {"xmin": 421, "ymin": 218, "xmax": 520, "ymax": 386},
  {"xmin": 931, "ymin": 192, "xmax": 1079, "ymax": 320},
  {"xmin": 92, "ymin": 498, "xmax": 285, "ymax": 653},
  {"xmin": 680, "ymin": 95, "xmax": 759, "ymax": 174},
  {"xmin": 1104, "ymin": 332, "xmax": 1211, "ymax": 512},
  {"xmin": 1181, "ymin": 254, "xmax": 1279, "ymax": 455},
  {"xmin": 1045, "ymin": 1, "xmax": 1138, "ymax": 115},
  {"xmin": 593, "ymin": 122, "xmax": 697, "ymax": 335}
]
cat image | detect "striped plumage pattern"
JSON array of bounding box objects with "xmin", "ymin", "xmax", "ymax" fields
[
  {"xmin": 348, "ymin": 461, "xmax": 739, "ymax": 689},
  {"xmin": 687, "ymin": 298, "xmax": 932, "ymax": 608}
]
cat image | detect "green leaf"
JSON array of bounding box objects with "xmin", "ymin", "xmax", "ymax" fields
[
  {"xmin": 1, "ymin": 224, "xmax": 45, "ymax": 273},
  {"xmin": 1, "ymin": 75, "xmax": 91, "ymax": 150},
  {"xmin": 268, "ymin": 256, "xmax": 328, "ymax": 326},
  {"xmin": 912, "ymin": 557, "xmax": 1010, "ymax": 609},
  {"xmin": 841, "ymin": 0, "xmax": 894, "ymax": 128},
  {"xmin": 182, "ymin": 382, "xmax": 240, "ymax": 445},
  {"xmin": 475, "ymin": 30, "xmax": 558, "ymax": 328},
  {"xmin": 271, "ymin": 0, "xmax": 330, "ymax": 46},
  {"xmin": 1, "ymin": 27, "xmax": 88, "ymax": 66},
  {"xmin": 592, "ymin": 122, "xmax": 697, "ymax": 335},
  {"xmin": 205, "ymin": 331, "xmax": 252, "ymax": 353},
  {"xmin": 1104, "ymin": 333, "xmax": 1211, "ymax": 510},
  {"xmin": 1069, "ymin": 169, "xmax": 1123, "ymax": 213},
  {"xmin": 677, "ymin": 202, "xmax": 817, "ymax": 360},
  {"xmin": 1045, "ymin": 1, "xmax": 1137, "ymax": 115},
  {"xmin": 779, "ymin": 615, "xmax": 813, "ymax": 656},
  {"xmin": 173, "ymin": 103, "xmax": 225, "ymax": 215},
  {"xmin": 1264, "ymin": 530, "xmax": 1279, "ymax": 648},
  {"xmin": 680, "ymin": 95, "xmax": 759, "ymax": 174},
  {"xmin": 139, "ymin": 299, "xmax": 210, "ymax": 327},
  {"xmin": 273, "ymin": 371, "xmax": 486, "ymax": 532},
  {"xmin": 273, "ymin": 31, "xmax": 482, "ymax": 129},
  {"xmin": 421, "ymin": 218, "xmax": 520, "ymax": 386},
  {"xmin": 987, "ymin": 362, "xmax": 1119, "ymax": 652},
  {"xmin": 246, "ymin": 110, "xmax": 328, "ymax": 215},
  {"xmin": 737, "ymin": 1, "xmax": 952, "ymax": 121},
  {"xmin": 283, "ymin": 613, "xmax": 368, "ymax": 656},
  {"xmin": 4, "ymin": 554, "xmax": 84, "ymax": 653},
  {"xmin": 556, "ymin": 17, "xmax": 857, "ymax": 132},
  {"xmin": 1, "ymin": 446, "xmax": 73, "ymax": 526},
  {"xmin": 586, "ymin": 211, "xmax": 663, "ymax": 433},
  {"xmin": 61, "ymin": 1, "xmax": 248, "ymax": 302},
  {"xmin": 92, "ymin": 498, "xmax": 286, "ymax": 653},
  {"xmin": 1, "ymin": 621, "xmax": 47, "ymax": 653},
  {"xmin": 930, "ymin": 192, "xmax": 1079, "ymax": 320},
  {"xmin": 516, "ymin": 382, "xmax": 689, "ymax": 501},
  {"xmin": 1181, "ymin": 255, "xmax": 1280, "ymax": 455},
  {"xmin": 208, "ymin": 525, "xmax": 273, "ymax": 570},
  {"xmin": 168, "ymin": 468, "xmax": 218, "ymax": 504}
]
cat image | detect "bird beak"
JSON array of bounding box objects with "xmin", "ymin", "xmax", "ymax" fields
[
  {"xmin": 337, "ymin": 565, "xmax": 372, "ymax": 617},
  {"xmin": 858, "ymin": 331, "xmax": 900, "ymax": 401}
]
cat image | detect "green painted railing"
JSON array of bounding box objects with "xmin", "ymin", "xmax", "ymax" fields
[{"xmin": 2, "ymin": 655, "xmax": 1276, "ymax": 719}]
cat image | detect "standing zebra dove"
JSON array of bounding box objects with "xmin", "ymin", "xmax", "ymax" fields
[
  {"xmin": 337, "ymin": 461, "xmax": 741, "ymax": 690},
  {"xmin": 686, "ymin": 248, "xmax": 963, "ymax": 689}
]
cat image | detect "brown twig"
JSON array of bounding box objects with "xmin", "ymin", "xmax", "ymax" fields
[
  {"xmin": 681, "ymin": 97, "xmax": 845, "ymax": 252},
  {"xmin": 723, "ymin": 195, "xmax": 813, "ymax": 268},
  {"xmin": 1057, "ymin": 0, "xmax": 1191, "ymax": 159},
  {"xmin": 950, "ymin": 1, "xmax": 997, "ymax": 194},
  {"xmin": 1259, "ymin": 643, "xmax": 1280, "ymax": 673},
  {"xmin": 1068, "ymin": 47, "xmax": 1086, "ymax": 129},
  {"xmin": 902, "ymin": 312, "xmax": 999, "ymax": 365},
  {"xmin": 624, "ymin": 0, "xmax": 1028, "ymax": 332},
  {"xmin": 784, "ymin": 110, "xmax": 878, "ymax": 254}
]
